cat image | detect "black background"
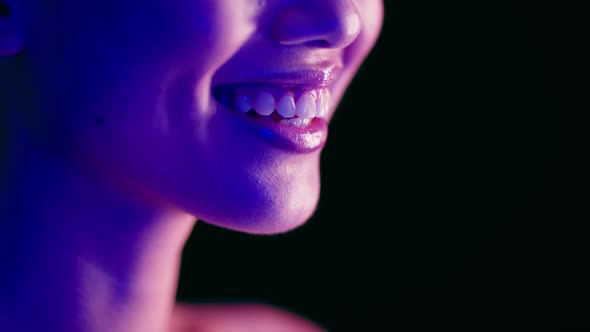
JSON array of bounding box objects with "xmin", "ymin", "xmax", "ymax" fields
[{"xmin": 176, "ymin": 1, "xmax": 588, "ymax": 329}]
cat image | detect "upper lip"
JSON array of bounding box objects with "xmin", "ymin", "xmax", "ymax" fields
[
  {"xmin": 212, "ymin": 65, "xmax": 342, "ymax": 90},
  {"xmin": 253, "ymin": 66, "xmax": 342, "ymax": 89}
]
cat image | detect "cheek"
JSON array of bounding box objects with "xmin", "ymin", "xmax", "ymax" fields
[
  {"xmin": 357, "ymin": 0, "xmax": 385, "ymax": 37},
  {"xmin": 22, "ymin": 0, "xmax": 257, "ymax": 139},
  {"xmin": 343, "ymin": 0, "xmax": 383, "ymax": 60},
  {"xmin": 177, "ymin": 0, "xmax": 258, "ymax": 76}
]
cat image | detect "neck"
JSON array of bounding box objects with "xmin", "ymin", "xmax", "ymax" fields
[{"xmin": 0, "ymin": 132, "xmax": 196, "ymax": 332}]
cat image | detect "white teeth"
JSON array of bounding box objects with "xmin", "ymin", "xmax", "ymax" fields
[
  {"xmin": 279, "ymin": 118, "xmax": 312, "ymax": 127},
  {"xmin": 315, "ymin": 89, "xmax": 330, "ymax": 118},
  {"xmin": 235, "ymin": 94, "xmax": 252, "ymax": 113},
  {"xmin": 276, "ymin": 94, "xmax": 297, "ymax": 118},
  {"xmin": 296, "ymin": 92, "xmax": 316, "ymax": 119},
  {"xmin": 227, "ymin": 88, "xmax": 331, "ymax": 120},
  {"xmin": 254, "ymin": 91, "xmax": 275, "ymax": 116}
]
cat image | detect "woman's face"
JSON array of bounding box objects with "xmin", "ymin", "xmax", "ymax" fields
[{"xmin": 12, "ymin": 0, "xmax": 383, "ymax": 233}]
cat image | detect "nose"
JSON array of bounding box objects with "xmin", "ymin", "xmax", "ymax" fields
[{"xmin": 270, "ymin": 0, "xmax": 361, "ymax": 49}]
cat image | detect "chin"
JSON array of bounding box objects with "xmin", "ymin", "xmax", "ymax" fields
[{"xmin": 195, "ymin": 188, "xmax": 320, "ymax": 235}]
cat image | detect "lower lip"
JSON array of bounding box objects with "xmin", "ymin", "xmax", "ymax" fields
[{"xmin": 218, "ymin": 104, "xmax": 328, "ymax": 154}]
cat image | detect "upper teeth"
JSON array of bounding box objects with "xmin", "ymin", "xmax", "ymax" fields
[
  {"xmin": 315, "ymin": 89, "xmax": 330, "ymax": 119},
  {"xmin": 276, "ymin": 93, "xmax": 297, "ymax": 118},
  {"xmin": 231, "ymin": 88, "xmax": 330, "ymax": 120},
  {"xmin": 235, "ymin": 95, "xmax": 253, "ymax": 114},
  {"xmin": 254, "ymin": 91, "xmax": 276, "ymax": 116},
  {"xmin": 296, "ymin": 93, "xmax": 316, "ymax": 119}
]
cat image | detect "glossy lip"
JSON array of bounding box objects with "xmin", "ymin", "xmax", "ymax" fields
[
  {"xmin": 254, "ymin": 67, "xmax": 342, "ymax": 90},
  {"xmin": 217, "ymin": 102, "xmax": 329, "ymax": 154},
  {"xmin": 212, "ymin": 65, "xmax": 342, "ymax": 91},
  {"xmin": 211, "ymin": 67, "xmax": 340, "ymax": 153}
]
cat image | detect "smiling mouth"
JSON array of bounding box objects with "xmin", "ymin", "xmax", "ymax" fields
[{"xmin": 212, "ymin": 83, "xmax": 331, "ymax": 127}]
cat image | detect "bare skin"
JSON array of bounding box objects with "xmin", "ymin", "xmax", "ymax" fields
[
  {"xmin": 0, "ymin": 1, "xmax": 383, "ymax": 331},
  {"xmin": 0, "ymin": 129, "xmax": 326, "ymax": 331},
  {"xmin": 169, "ymin": 303, "xmax": 327, "ymax": 332}
]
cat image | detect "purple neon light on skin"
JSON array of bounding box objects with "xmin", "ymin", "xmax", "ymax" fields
[{"xmin": 0, "ymin": 0, "xmax": 384, "ymax": 331}]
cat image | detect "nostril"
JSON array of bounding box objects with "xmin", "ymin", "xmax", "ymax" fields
[{"xmin": 271, "ymin": 2, "xmax": 361, "ymax": 49}]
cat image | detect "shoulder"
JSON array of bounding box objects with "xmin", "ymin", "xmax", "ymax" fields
[{"xmin": 169, "ymin": 302, "xmax": 327, "ymax": 332}]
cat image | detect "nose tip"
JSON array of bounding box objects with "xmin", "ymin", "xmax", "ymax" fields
[{"xmin": 271, "ymin": 0, "xmax": 362, "ymax": 49}]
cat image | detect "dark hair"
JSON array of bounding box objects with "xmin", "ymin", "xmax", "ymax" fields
[{"xmin": 0, "ymin": 2, "xmax": 10, "ymax": 17}]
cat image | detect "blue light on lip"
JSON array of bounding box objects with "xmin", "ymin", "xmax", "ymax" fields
[{"xmin": 259, "ymin": 128, "xmax": 274, "ymax": 139}]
